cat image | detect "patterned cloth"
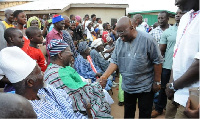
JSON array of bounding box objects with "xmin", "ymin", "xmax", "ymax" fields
[
  {"xmin": 62, "ymin": 30, "xmax": 79, "ymax": 58},
  {"xmin": 74, "ymin": 55, "xmax": 102, "ymax": 82},
  {"xmin": 77, "ymin": 41, "xmax": 88, "ymax": 53},
  {"xmin": 29, "ymin": 85, "xmax": 86, "ymax": 119},
  {"xmin": 44, "ymin": 63, "xmax": 112, "ymax": 118},
  {"xmin": 46, "ymin": 28, "xmax": 63, "ymax": 64},
  {"xmin": 90, "ymin": 49, "xmax": 110, "ymax": 72},
  {"xmin": 74, "ymin": 55, "xmax": 112, "ymax": 91},
  {"xmin": 149, "ymin": 26, "xmax": 165, "ymax": 44},
  {"xmin": 47, "ymin": 39, "xmax": 68, "ymax": 57}
]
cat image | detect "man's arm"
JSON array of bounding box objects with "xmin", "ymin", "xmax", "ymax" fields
[
  {"xmin": 159, "ymin": 44, "xmax": 167, "ymax": 56},
  {"xmin": 99, "ymin": 63, "xmax": 118, "ymax": 87},
  {"xmin": 152, "ymin": 64, "xmax": 162, "ymax": 92},
  {"xmin": 166, "ymin": 59, "xmax": 199, "ymax": 99},
  {"xmin": 174, "ymin": 59, "xmax": 199, "ymax": 90}
]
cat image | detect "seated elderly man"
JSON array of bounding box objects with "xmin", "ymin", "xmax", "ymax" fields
[
  {"xmin": 0, "ymin": 93, "xmax": 37, "ymax": 118},
  {"xmin": 0, "ymin": 47, "xmax": 89, "ymax": 119},
  {"xmin": 75, "ymin": 41, "xmax": 112, "ymax": 90},
  {"xmin": 90, "ymin": 38, "xmax": 110, "ymax": 72},
  {"xmin": 44, "ymin": 39, "xmax": 112, "ymax": 118}
]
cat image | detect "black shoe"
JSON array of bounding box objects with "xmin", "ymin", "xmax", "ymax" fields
[{"xmin": 118, "ymin": 102, "xmax": 124, "ymax": 106}]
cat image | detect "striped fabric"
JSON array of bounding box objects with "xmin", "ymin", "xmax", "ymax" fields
[
  {"xmin": 44, "ymin": 63, "xmax": 113, "ymax": 118},
  {"xmin": 29, "ymin": 85, "xmax": 86, "ymax": 119},
  {"xmin": 47, "ymin": 39, "xmax": 68, "ymax": 57}
]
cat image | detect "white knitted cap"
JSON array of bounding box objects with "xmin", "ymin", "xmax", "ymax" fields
[
  {"xmin": 0, "ymin": 47, "xmax": 36, "ymax": 83},
  {"xmin": 91, "ymin": 38, "xmax": 103, "ymax": 48}
]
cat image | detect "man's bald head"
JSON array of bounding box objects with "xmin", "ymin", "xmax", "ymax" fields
[
  {"xmin": 0, "ymin": 93, "xmax": 37, "ymax": 118},
  {"xmin": 116, "ymin": 16, "xmax": 136, "ymax": 42}
]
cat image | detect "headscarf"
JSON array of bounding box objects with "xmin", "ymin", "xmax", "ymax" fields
[
  {"xmin": 75, "ymin": 15, "xmax": 81, "ymax": 22},
  {"xmin": 106, "ymin": 36, "xmax": 112, "ymax": 42},
  {"xmin": 77, "ymin": 41, "xmax": 88, "ymax": 53},
  {"xmin": 27, "ymin": 16, "xmax": 41, "ymax": 29},
  {"xmin": 91, "ymin": 38, "xmax": 103, "ymax": 48},
  {"xmin": 48, "ymin": 39, "xmax": 69, "ymax": 57}
]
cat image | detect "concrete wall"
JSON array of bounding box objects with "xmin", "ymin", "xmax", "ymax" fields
[
  {"xmin": 0, "ymin": 1, "xmax": 30, "ymax": 20},
  {"xmin": 62, "ymin": 7, "xmax": 126, "ymax": 25}
]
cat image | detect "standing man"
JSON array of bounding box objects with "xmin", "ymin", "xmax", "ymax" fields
[
  {"xmin": 151, "ymin": 8, "xmax": 185, "ymax": 118},
  {"xmin": 2, "ymin": 9, "xmax": 14, "ymax": 29},
  {"xmin": 165, "ymin": 0, "xmax": 199, "ymax": 118},
  {"xmin": 149, "ymin": 11, "xmax": 170, "ymax": 44},
  {"xmin": 100, "ymin": 16, "xmax": 163, "ymax": 118},
  {"xmin": 46, "ymin": 15, "xmax": 65, "ymax": 64}
]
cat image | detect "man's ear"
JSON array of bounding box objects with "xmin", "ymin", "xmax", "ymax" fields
[
  {"xmin": 9, "ymin": 37, "xmax": 13, "ymax": 43},
  {"xmin": 26, "ymin": 79, "xmax": 34, "ymax": 87},
  {"xmin": 58, "ymin": 52, "xmax": 63, "ymax": 60},
  {"xmin": 29, "ymin": 37, "xmax": 33, "ymax": 41}
]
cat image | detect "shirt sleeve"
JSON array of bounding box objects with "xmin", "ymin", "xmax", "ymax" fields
[
  {"xmin": 38, "ymin": 49, "xmax": 47, "ymax": 72},
  {"xmin": 159, "ymin": 30, "xmax": 167, "ymax": 44},
  {"xmin": 148, "ymin": 38, "xmax": 164, "ymax": 64}
]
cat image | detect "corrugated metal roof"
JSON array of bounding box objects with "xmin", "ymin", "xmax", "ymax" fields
[{"xmin": 0, "ymin": 0, "xmax": 129, "ymax": 11}]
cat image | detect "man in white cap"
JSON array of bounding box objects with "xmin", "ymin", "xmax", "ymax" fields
[
  {"xmin": 90, "ymin": 38, "xmax": 110, "ymax": 72},
  {"xmin": 0, "ymin": 47, "xmax": 88, "ymax": 119}
]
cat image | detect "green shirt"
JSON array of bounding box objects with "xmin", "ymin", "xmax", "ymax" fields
[{"xmin": 160, "ymin": 24, "xmax": 178, "ymax": 69}]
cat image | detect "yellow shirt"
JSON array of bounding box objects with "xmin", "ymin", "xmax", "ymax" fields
[{"xmin": 2, "ymin": 21, "xmax": 14, "ymax": 29}]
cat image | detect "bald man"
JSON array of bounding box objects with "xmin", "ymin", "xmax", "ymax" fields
[
  {"xmin": 100, "ymin": 16, "xmax": 163, "ymax": 118},
  {"xmin": 0, "ymin": 93, "xmax": 37, "ymax": 118}
]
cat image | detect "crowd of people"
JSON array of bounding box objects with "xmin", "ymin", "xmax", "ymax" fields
[{"xmin": 0, "ymin": 0, "xmax": 199, "ymax": 118}]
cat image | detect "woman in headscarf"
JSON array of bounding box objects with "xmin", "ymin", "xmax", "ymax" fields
[
  {"xmin": 27, "ymin": 16, "xmax": 48, "ymax": 60},
  {"xmin": 27, "ymin": 16, "xmax": 48, "ymax": 38}
]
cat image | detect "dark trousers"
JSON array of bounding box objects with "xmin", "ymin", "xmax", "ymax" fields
[
  {"xmin": 124, "ymin": 91, "xmax": 154, "ymax": 118},
  {"xmin": 155, "ymin": 68, "xmax": 171, "ymax": 113}
]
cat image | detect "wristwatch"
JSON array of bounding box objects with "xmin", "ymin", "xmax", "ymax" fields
[
  {"xmin": 169, "ymin": 82, "xmax": 177, "ymax": 92},
  {"xmin": 154, "ymin": 81, "xmax": 161, "ymax": 85}
]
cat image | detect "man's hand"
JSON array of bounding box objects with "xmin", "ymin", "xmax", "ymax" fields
[
  {"xmin": 95, "ymin": 73, "xmax": 102, "ymax": 77},
  {"xmin": 165, "ymin": 83, "xmax": 175, "ymax": 100},
  {"xmin": 184, "ymin": 98, "xmax": 199, "ymax": 118},
  {"xmin": 152, "ymin": 83, "xmax": 161, "ymax": 93},
  {"xmin": 98, "ymin": 75, "xmax": 107, "ymax": 89}
]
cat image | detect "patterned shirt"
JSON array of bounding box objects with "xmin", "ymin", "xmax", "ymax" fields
[
  {"xmin": 149, "ymin": 26, "xmax": 165, "ymax": 44},
  {"xmin": 62, "ymin": 30, "xmax": 79, "ymax": 58},
  {"xmin": 46, "ymin": 28, "xmax": 63, "ymax": 64},
  {"xmin": 90, "ymin": 49, "xmax": 110, "ymax": 72},
  {"xmin": 29, "ymin": 85, "xmax": 86, "ymax": 119},
  {"xmin": 74, "ymin": 55, "xmax": 102, "ymax": 82}
]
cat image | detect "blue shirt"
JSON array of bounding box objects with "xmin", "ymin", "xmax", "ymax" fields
[
  {"xmin": 29, "ymin": 85, "xmax": 86, "ymax": 119},
  {"xmin": 74, "ymin": 55, "xmax": 102, "ymax": 82},
  {"xmin": 111, "ymin": 30, "xmax": 163, "ymax": 93}
]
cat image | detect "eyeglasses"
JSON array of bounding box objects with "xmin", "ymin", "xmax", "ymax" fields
[{"xmin": 117, "ymin": 27, "xmax": 130, "ymax": 36}]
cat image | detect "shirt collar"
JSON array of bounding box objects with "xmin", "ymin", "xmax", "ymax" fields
[{"xmin": 52, "ymin": 28, "xmax": 63, "ymax": 36}]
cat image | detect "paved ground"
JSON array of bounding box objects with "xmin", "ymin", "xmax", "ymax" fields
[{"xmin": 110, "ymin": 78, "xmax": 165, "ymax": 119}]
